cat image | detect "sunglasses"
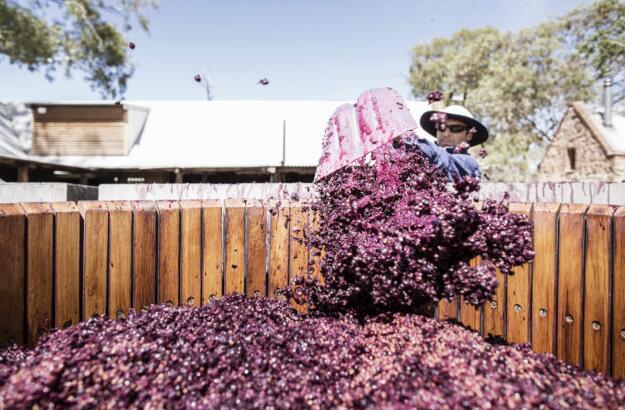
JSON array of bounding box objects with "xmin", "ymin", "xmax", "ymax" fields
[{"xmin": 446, "ymin": 125, "xmax": 468, "ymax": 133}]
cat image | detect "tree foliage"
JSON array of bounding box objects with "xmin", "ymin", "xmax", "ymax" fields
[
  {"xmin": 0, "ymin": 0, "xmax": 158, "ymax": 98},
  {"xmin": 409, "ymin": 0, "xmax": 624, "ymax": 182},
  {"xmin": 569, "ymin": 0, "xmax": 625, "ymax": 95}
]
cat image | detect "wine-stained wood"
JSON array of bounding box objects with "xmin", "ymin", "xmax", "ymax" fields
[
  {"xmin": 531, "ymin": 203, "xmax": 560, "ymax": 355},
  {"xmin": 50, "ymin": 202, "xmax": 80, "ymax": 328},
  {"xmin": 0, "ymin": 204, "xmax": 26, "ymax": 345},
  {"xmin": 556, "ymin": 204, "xmax": 588, "ymax": 366},
  {"xmin": 22, "ymin": 203, "xmax": 54, "ymax": 345},
  {"xmin": 506, "ymin": 203, "xmax": 533, "ymax": 345}
]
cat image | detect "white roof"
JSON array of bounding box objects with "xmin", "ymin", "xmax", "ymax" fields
[
  {"xmin": 0, "ymin": 100, "xmax": 430, "ymax": 170},
  {"xmin": 590, "ymin": 109, "xmax": 625, "ymax": 152},
  {"xmin": 0, "ymin": 103, "xmax": 31, "ymax": 160}
]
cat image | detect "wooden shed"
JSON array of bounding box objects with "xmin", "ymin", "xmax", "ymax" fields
[{"xmin": 29, "ymin": 103, "xmax": 149, "ymax": 156}]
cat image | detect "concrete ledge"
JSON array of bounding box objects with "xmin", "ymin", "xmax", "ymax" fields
[
  {"xmin": 99, "ymin": 182, "xmax": 625, "ymax": 205},
  {"xmin": 478, "ymin": 182, "xmax": 622, "ymax": 205},
  {"xmin": 0, "ymin": 183, "xmax": 97, "ymax": 203},
  {"xmin": 99, "ymin": 183, "xmax": 316, "ymax": 201}
]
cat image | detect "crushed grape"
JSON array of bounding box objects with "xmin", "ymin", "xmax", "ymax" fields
[
  {"xmin": 295, "ymin": 140, "xmax": 533, "ymax": 316},
  {"xmin": 0, "ymin": 297, "xmax": 622, "ymax": 409}
]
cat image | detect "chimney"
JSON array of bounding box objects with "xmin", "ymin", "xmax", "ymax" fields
[{"xmin": 603, "ymin": 77, "xmax": 613, "ymax": 127}]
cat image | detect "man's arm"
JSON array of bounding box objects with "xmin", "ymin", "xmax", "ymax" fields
[{"xmin": 402, "ymin": 134, "xmax": 481, "ymax": 180}]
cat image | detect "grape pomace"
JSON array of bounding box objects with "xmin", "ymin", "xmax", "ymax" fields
[{"xmin": 1, "ymin": 297, "xmax": 623, "ymax": 409}]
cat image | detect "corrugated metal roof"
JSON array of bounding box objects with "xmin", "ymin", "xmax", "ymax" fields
[
  {"xmin": 0, "ymin": 100, "xmax": 430, "ymax": 170},
  {"xmin": 0, "ymin": 103, "xmax": 31, "ymax": 159}
]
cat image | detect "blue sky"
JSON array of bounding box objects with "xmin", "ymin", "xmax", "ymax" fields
[{"xmin": 1, "ymin": 0, "xmax": 596, "ymax": 102}]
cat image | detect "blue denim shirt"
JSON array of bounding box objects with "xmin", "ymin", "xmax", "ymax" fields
[{"xmin": 403, "ymin": 134, "xmax": 481, "ymax": 180}]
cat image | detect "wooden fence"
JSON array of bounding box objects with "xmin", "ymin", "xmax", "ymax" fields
[{"xmin": 0, "ymin": 200, "xmax": 623, "ymax": 379}]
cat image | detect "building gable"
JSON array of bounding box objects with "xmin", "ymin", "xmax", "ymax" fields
[{"xmin": 537, "ymin": 106, "xmax": 617, "ymax": 181}]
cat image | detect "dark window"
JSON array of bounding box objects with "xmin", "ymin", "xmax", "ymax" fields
[
  {"xmin": 0, "ymin": 165, "xmax": 17, "ymax": 181},
  {"xmin": 567, "ymin": 147, "xmax": 576, "ymax": 170},
  {"xmin": 283, "ymin": 172, "xmax": 314, "ymax": 183}
]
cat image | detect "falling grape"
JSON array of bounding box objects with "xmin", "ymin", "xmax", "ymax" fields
[
  {"xmin": 427, "ymin": 90, "xmax": 444, "ymax": 104},
  {"xmin": 296, "ymin": 140, "xmax": 534, "ymax": 316},
  {"xmin": 453, "ymin": 141, "xmax": 470, "ymax": 154},
  {"xmin": 429, "ymin": 112, "xmax": 448, "ymax": 131}
]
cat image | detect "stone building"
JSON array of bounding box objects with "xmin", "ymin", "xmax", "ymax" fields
[{"xmin": 537, "ymin": 98, "xmax": 625, "ymax": 182}]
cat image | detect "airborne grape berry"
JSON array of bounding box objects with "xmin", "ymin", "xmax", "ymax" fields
[
  {"xmin": 426, "ymin": 90, "xmax": 444, "ymax": 104},
  {"xmin": 453, "ymin": 141, "xmax": 470, "ymax": 154}
]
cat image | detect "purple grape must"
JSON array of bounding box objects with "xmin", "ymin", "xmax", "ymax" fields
[
  {"xmin": 0, "ymin": 297, "xmax": 623, "ymax": 409},
  {"xmin": 293, "ymin": 140, "xmax": 533, "ymax": 316}
]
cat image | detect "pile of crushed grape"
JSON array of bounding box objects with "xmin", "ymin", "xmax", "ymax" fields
[
  {"xmin": 1, "ymin": 296, "xmax": 623, "ymax": 409},
  {"xmin": 295, "ymin": 137, "xmax": 534, "ymax": 315},
  {"xmin": 1, "ymin": 133, "xmax": 623, "ymax": 408}
]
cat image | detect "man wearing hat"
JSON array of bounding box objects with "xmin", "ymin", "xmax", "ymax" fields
[{"xmin": 402, "ymin": 105, "xmax": 489, "ymax": 180}]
